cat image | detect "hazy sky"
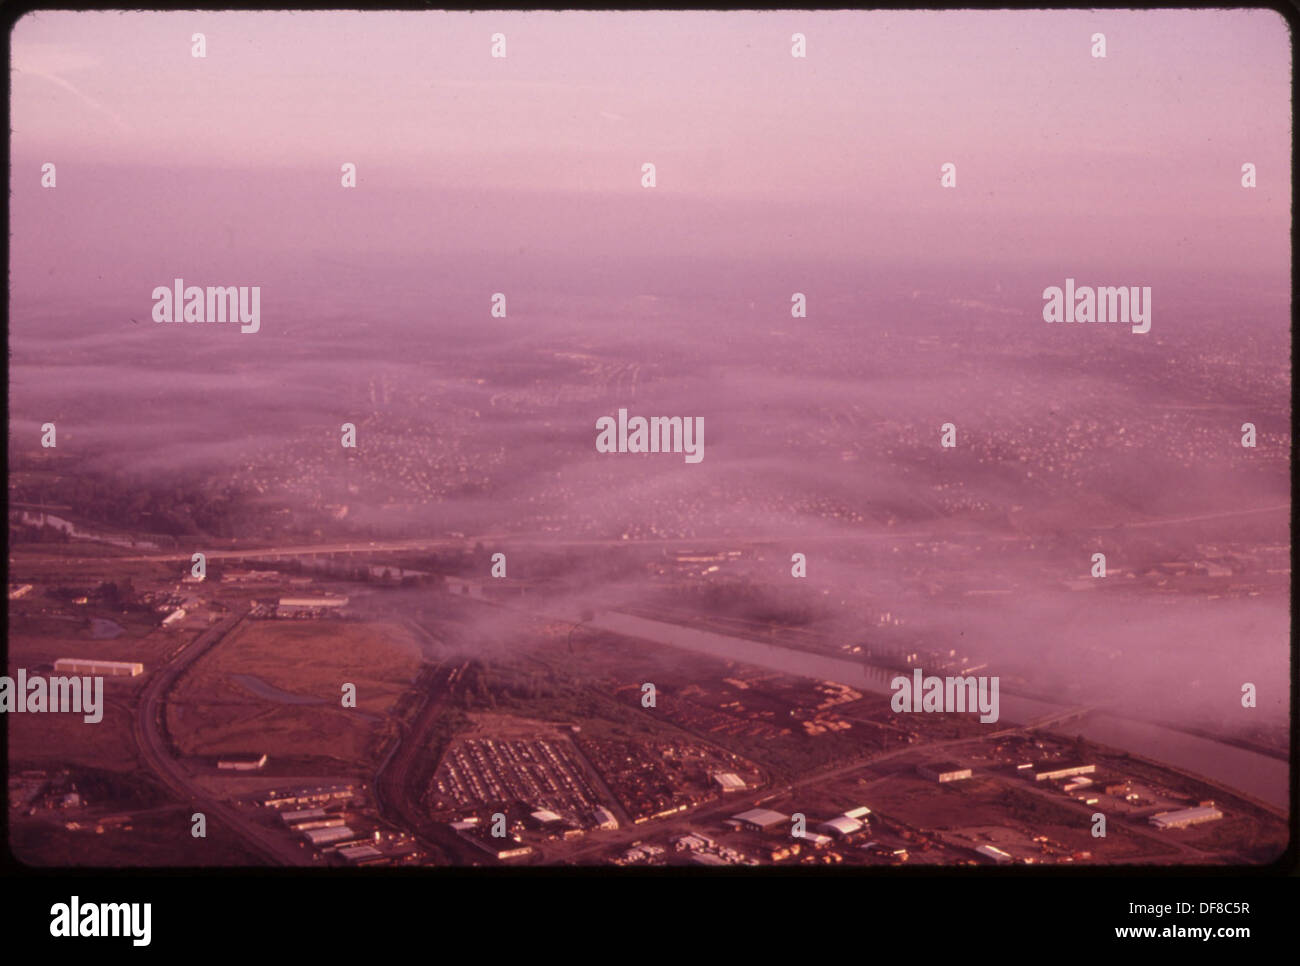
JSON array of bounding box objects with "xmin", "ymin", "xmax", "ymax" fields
[{"xmin": 10, "ymin": 9, "xmax": 1292, "ymax": 282}]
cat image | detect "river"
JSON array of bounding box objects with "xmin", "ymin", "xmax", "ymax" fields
[{"xmin": 581, "ymin": 610, "xmax": 1288, "ymax": 810}]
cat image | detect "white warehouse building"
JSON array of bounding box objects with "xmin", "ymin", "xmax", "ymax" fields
[
  {"xmin": 278, "ymin": 596, "xmax": 349, "ymax": 608},
  {"xmin": 53, "ymin": 658, "xmax": 143, "ymax": 677},
  {"xmin": 1149, "ymin": 807, "xmax": 1224, "ymax": 830}
]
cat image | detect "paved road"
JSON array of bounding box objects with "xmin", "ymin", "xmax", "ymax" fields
[
  {"xmin": 132, "ymin": 613, "xmax": 304, "ymax": 866},
  {"xmin": 24, "ymin": 498, "xmax": 1288, "ymax": 567}
]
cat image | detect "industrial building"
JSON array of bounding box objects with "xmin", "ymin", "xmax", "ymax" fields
[
  {"xmin": 302, "ymin": 825, "xmax": 355, "ymax": 846},
  {"xmin": 1030, "ymin": 762, "xmax": 1096, "ymax": 782},
  {"xmin": 976, "ymin": 844, "xmax": 1013, "ymax": 864},
  {"xmin": 278, "ymin": 807, "xmax": 343, "ymax": 831},
  {"xmin": 53, "ymin": 658, "xmax": 143, "ymax": 677},
  {"xmin": 712, "ymin": 772, "xmax": 747, "ymax": 793},
  {"xmin": 337, "ymin": 845, "xmax": 386, "ymax": 865},
  {"xmin": 280, "ymin": 808, "xmax": 329, "ymax": 827},
  {"xmin": 919, "ymin": 762, "xmax": 972, "ymax": 783},
  {"xmin": 294, "ymin": 817, "xmax": 345, "ymax": 832},
  {"xmin": 278, "ymin": 596, "xmax": 349, "ymax": 608},
  {"xmin": 528, "ymin": 809, "xmax": 564, "ymax": 828},
  {"xmin": 729, "ymin": 808, "xmax": 788, "ymax": 832},
  {"xmin": 260, "ymin": 784, "xmax": 356, "ymax": 808},
  {"xmin": 1149, "ymin": 806, "xmax": 1224, "ymax": 830},
  {"xmin": 217, "ymin": 753, "xmax": 268, "ymax": 771},
  {"xmin": 818, "ymin": 815, "xmax": 864, "ymax": 838},
  {"xmin": 277, "ymin": 596, "xmax": 349, "ymax": 617},
  {"xmin": 673, "ymin": 833, "xmax": 716, "ymax": 852},
  {"xmin": 455, "ymin": 827, "xmax": 533, "ymax": 861},
  {"xmin": 590, "ymin": 806, "xmax": 619, "ymax": 831}
]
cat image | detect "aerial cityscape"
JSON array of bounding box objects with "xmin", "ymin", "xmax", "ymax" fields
[{"xmin": 6, "ymin": 9, "xmax": 1291, "ymax": 872}]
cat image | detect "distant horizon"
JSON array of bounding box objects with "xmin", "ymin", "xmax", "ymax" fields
[{"xmin": 11, "ymin": 8, "xmax": 1292, "ymax": 304}]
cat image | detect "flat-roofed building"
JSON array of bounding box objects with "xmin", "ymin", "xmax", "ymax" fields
[
  {"xmin": 53, "ymin": 658, "xmax": 143, "ymax": 677},
  {"xmin": 1030, "ymin": 762, "xmax": 1096, "ymax": 782},
  {"xmin": 1149, "ymin": 807, "xmax": 1224, "ymax": 830},
  {"xmin": 919, "ymin": 762, "xmax": 972, "ymax": 783},
  {"xmin": 976, "ymin": 844, "xmax": 1013, "ymax": 864},
  {"xmin": 590, "ymin": 806, "xmax": 619, "ymax": 831},
  {"xmin": 673, "ymin": 833, "xmax": 715, "ymax": 852},
  {"xmin": 458, "ymin": 832, "xmax": 532, "ymax": 860},
  {"xmin": 217, "ymin": 753, "xmax": 268, "ymax": 771},
  {"xmin": 278, "ymin": 596, "xmax": 349, "ymax": 608},
  {"xmin": 280, "ymin": 808, "xmax": 329, "ymax": 827},
  {"xmin": 277, "ymin": 596, "xmax": 349, "ymax": 617},
  {"xmin": 259, "ymin": 784, "xmax": 355, "ymax": 809},
  {"xmin": 291, "ymin": 817, "xmax": 345, "ymax": 831},
  {"xmin": 338, "ymin": 845, "xmax": 385, "ymax": 864},
  {"xmin": 732, "ymin": 808, "xmax": 788, "ymax": 832},
  {"xmin": 302, "ymin": 825, "xmax": 354, "ymax": 846},
  {"xmin": 712, "ymin": 772, "xmax": 747, "ymax": 793}
]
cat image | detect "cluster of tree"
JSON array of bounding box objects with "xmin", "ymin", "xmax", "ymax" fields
[
  {"xmin": 97, "ymin": 579, "xmax": 157, "ymax": 613},
  {"xmin": 45, "ymin": 586, "xmax": 91, "ymax": 602},
  {"xmin": 11, "ymin": 468, "xmax": 300, "ymax": 539},
  {"xmin": 65, "ymin": 766, "xmax": 168, "ymax": 810},
  {"xmin": 9, "ymin": 522, "xmax": 72, "ymax": 544},
  {"xmin": 94, "ymin": 580, "xmax": 131, "ymax": 607},
  {"xmin": 454, "ymin": 659, "xmax": 571, "ymax": 709}
]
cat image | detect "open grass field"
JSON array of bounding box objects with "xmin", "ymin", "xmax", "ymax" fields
[
  {"xmin": 165, "ymin": 620, "xmax": 424, "ymax": 771},
  {"xmin": 6, "ymin": 697, "xmax": 141, "ymax": 773},
  {"xmin": 6, "ymin": 607, "xmax": 169, "ymax": 773}
]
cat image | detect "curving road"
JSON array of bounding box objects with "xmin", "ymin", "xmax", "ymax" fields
[{"xmin": 132, "ymin": 613, "xmax": 304, "ymax": 865}]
